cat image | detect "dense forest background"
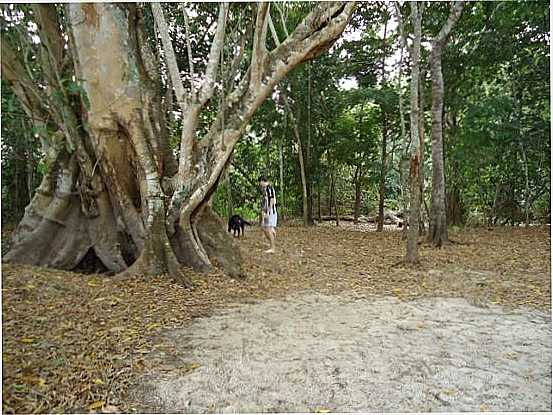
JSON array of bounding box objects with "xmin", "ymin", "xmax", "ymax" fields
[
  {"xmin": 1, "ymin": 1, "xmax": 550, "ymax": 241},
  {"xmin": 207, "ymin": 1, "xmax": 549, "ymax": 228}
]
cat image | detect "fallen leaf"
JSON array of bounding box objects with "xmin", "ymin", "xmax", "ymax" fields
[{"xmin": 88, "ymin": 400, "xmax": 105, "ymax": 410}]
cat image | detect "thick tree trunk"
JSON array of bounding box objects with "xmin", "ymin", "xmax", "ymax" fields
[
  {"xmin": 4, "ymin": 2, "xmax": 355, "ymax": 281},
  {"xmin": 428, "ymin": 1, "xmax": 464, "ymax": 246}
]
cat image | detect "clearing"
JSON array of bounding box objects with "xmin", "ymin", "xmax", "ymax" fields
[{"xmin": 2, "ymin": 225, "xmax": 551, "ymax": 413}]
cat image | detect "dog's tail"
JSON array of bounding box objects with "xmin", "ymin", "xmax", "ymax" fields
[{"xmin": 242, "ymin": 220, "xmax": 252, "ymax": 226}]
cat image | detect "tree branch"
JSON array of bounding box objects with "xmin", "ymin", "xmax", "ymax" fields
[
  {"xmin": 180, "ymin": 3, "xmax": 196, "ymax": 102},
  {"xmin": 198, "ymin": 2, "xmax": 229, "ymax": 106},
  {"xmin": 224, "ymin": 29, "xmax": 247, "ymax": 89},
  {"xmin": 1, "ymin": 38, "xmax": 48, "ymax": 119},
  {"xmin": 275, "ymin": 2, "xmax": 290, "ymax": 37},
  {"xmin": 268, "ymin": 10, "xmax": 280, "ymax": 48},
  {"xmin": 151, "ymin": 3, "xmax": 186, "ymax": 105},
  {"xmin": 250, "ymin": 2, "xmax": 270, "ymax": 87},
  {"xmin": 433, "ymin": 1, "xmax": 465, "ymax": 47},
  {"xmin": 393, "ymin": 2, "xmax": 411, "ymax": 56}
]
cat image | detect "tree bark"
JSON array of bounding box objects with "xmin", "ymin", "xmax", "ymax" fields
[
  {"xmin": 279, "ymin": 138, "xmax": 285, "ymax": 218},
  {"xmin": 331, "ymin": 168, "xmax": 340, "ymax": 226},
  {"xmin": 353, "ymin": 166, "xmax": 362, "ymax": 224},
  {"xmin": 317, "ymin": 180, "xmax": 322, "ymax": 220},
  {"xmin": 283, "ymin": 92, "xmax": 309, "ymax": 226},
  {"xmin": 377, "ymin": 9, "xmax": 389, "ymax": 233},
  {"xmin": 428, "ymin": 1, "xmax": 465, "ymax": 246},
  {"xmin": 519, "ymin": 137, "xmax": 530, "ymax": 227},
  {"xmin": 418, "ymin": 67, "xmax": 427, "ymax": 236},
  {"xmin": 377, "ymin": 113, "xmax": 388, "ymax": 232},
  {"xmin": 399, "ymin": 1, "xmax": 424, "ymax": 264}
]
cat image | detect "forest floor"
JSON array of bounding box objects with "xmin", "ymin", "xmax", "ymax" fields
[{"xmin": 1, "ymin": 224, "xmax": 551, "ymax": 413}]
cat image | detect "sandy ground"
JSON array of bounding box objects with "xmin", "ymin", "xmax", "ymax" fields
[{"xmin": 133, "ymin": 292, "xmax": 551, "ymax": 413}]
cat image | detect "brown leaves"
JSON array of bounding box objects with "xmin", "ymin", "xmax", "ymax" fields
[
  {"xmin": 1, "ymin": 265, "xmax": 197, "ymax": 413},
  {"xmin": 1, "ymin": 224, "xmax": 550, "ymax": 413}
]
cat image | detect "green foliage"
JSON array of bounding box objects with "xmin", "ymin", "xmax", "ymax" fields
[
  {"xmin": 1, "ymin": 83, "xmax": 43, "ymax": 224},
  {"xmin": 1, "ymin": 1, "xmax": 549, "ymax": 228},
  {"xmin": 441, "ymin": 0, "xmax": 550, "ymax": 224}
]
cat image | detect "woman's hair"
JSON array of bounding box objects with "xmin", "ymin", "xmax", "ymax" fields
[{"xmin": 258, "ymin": 175, "xmax": 268, "ymax": 182}]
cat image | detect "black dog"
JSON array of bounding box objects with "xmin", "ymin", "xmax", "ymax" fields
[{"xmin": 228, "ymin": 214, "xmax": 251, "ymax": 237}]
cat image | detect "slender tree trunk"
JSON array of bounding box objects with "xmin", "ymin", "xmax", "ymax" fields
[
  {"xmin": 418, "ymin": 67, "xmax": 427, "ymax": 236},
  {"xmin": 331, "ymin": 168, "xmax": 340, "ymax": 226},
  {"xmin": 519, "ymin": 138, "xmax": 530, "ymax": 227},
  {"xmin": 354, "ymin": 180, "xmax": 362, "ymax": 224},
  {"xmin": 306, "ymin": 62, "xmax": 314, "ymax": 225},
  {"xmin": 394, "ymin": 13, "xmax": 410, "ymax": 239},
  {"xmin": 284, "ymin": 95, "xmax": 309, "ymax": 226},
  {"xmin": 513, "ymin": 84, "xmax": 531, "ymax": 228},
  {"xmin": 429, "ymin": 44, "xmax": 449, "ymax": 245},
  {"xmin": 328, "ymin": 174, "xmax": 333, "ymax": 216},
  {"xmin": 377, "ymin": 113, "xmax": 388, "ymax": 232},
  {"xmin": 225, "ymin": 169, "xmax": 233, "ymax": 219},
  {"xmin": 377, "ymin": 10, "xmax": 389, "ymax": 232},
  {"xmin": 317, "ymin": 180, "xmax": 322, "ymax": 220},
  {"xmin": 279, "ymin": 137, "xmax": 285, "ymax": 219},
  {"xmin": 428, "ymin": 1, "xmax": 464, "ymax": 246},
  {"xmin": 402, "ymin": 1, "xmax": 424, "ymax": 263},
  {"xmin": 353, "ymin": 166, "xmax": 362, "ymax": 224}
]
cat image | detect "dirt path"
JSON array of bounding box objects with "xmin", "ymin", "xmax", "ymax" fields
[{"xmin": 134, "ymin": 292, "xmax": 551, "ymax": 413}]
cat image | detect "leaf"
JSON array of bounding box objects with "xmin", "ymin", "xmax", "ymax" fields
[
  {"xmin": 92, "ymin": 378, "xmax": 104, "ymax": 385},
  {"xmin": 20, "ymin": 338, "xmax": 35, "ymax": 344},
  {"xmin": 315, "ymin": 408, "xmax": 331, "ymax": 413},
  {"xmin": 88, "ymin": 400, "xmax": 105, "ymax": 410}
]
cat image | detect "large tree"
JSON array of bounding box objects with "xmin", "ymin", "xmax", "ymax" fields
[{"xmin": 2, "ymin": 2, "xmax": 355, "ymax": 284}]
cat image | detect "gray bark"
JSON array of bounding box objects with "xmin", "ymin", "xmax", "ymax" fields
[
  {"xmin": 428, "ymin": 1, "xmax": 465, "ymax": 246},
  {"xmin": 403, "ymin": 1, "xmax": 424, "ymax": 263},
  {"xmin": 377, "ymin": 9, "xmax": 389, "ymax": 232}
]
